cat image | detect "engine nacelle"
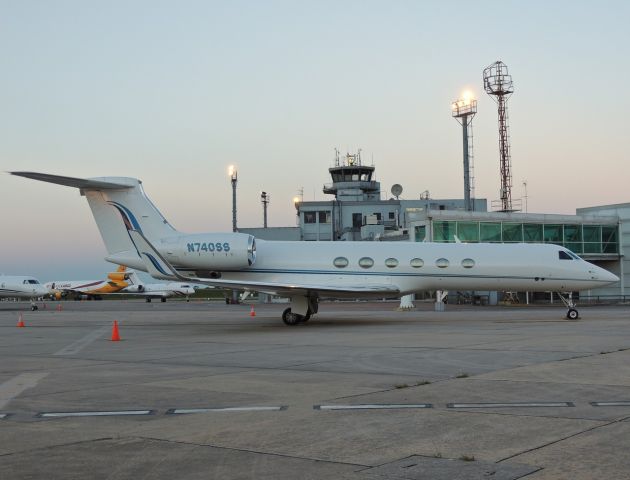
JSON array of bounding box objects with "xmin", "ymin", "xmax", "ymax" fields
[
  {"xmin": 124, "ymin": 285, "xmax": 144, "ymax": 293},
  {"xmin": 164, "ymin": 233, "xmax": 256, "ymax": 271}
]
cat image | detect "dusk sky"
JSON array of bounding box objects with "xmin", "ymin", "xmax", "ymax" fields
[{"xmin": 1, "ymin": 0, "xmax": 629, "ymax": 279}]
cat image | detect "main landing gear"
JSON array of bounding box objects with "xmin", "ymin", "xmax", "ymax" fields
[
  {"xmin": 282, "ymin": 307, "xmax": 311, "ymax": 325},
  {"xmin": 557, "ymin": 292, "xmax": 579, "ymax": 320},
  {"xmin": 30, "ymin": 302, "xmax": 38, "ymax": 311},
  {"xmin": 281, "ymin": 296, "xmax": 318, "ymax": 326}
]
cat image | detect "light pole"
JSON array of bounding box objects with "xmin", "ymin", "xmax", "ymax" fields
[
  {"xmin": 451, "ymin": 91, "xmax": 477, "ymax": 212},
  {"xmin": 228, "ymin": 165, "xmax": 239, "ymax": 304},
  {"xmin": 229, "ymin": 165, "xmax": 238, "ymax": 232},
  {"xmin": 260, "ymin": 191, "xmax": 270, "ymax": 228}
]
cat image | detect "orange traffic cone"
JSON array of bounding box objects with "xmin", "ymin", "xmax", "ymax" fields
[
  {"xmin": 249, "ymin": 305, "xmax": 256, "ymax": 317},
  {"xmin": 56, "ymin": 303, "xmax": 63, "ymax": 312},
  {"xmin": 111, "ymin": 320, "xmax": 121, "ymax": 341},
  {"xmin": 17, "ymin": 313, "xmax": 25, "ymax": 328}
]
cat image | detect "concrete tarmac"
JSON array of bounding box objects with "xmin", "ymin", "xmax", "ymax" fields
[{"xmin": 1, "ymin": 300, "xmax": 630, "ymax": 479}]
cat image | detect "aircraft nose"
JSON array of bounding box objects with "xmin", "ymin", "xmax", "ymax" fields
[
  {"xmin": 591, "ymin": 266, "xmax": 619, "ymax": 284},
  {"xmin": 602, "ymin": 269, "xmax": 620, "ymax": 283}
]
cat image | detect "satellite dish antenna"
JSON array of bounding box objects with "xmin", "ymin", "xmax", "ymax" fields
[{"xmin": 391, "ymin": 184, "xmax": 403, "ymax": 199}]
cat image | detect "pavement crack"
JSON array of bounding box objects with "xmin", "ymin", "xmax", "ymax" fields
[
  {"xmin": 496, "ymin": 414, "xmax": 630, "ymax": 463},
  {"xmin": 131, "ymin": 435, "xmax": 369, "ymax": 468},
  {"xmin": 0, "ymin": 437, "xmax": 114, "ymax": 458}
]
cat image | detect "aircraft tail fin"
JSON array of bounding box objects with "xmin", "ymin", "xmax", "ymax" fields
[
  {"xmin": 128, "ymin": 230, "xmax": 180, "ymax": 281},
  {"xmin": 11, "ymin": 172, "xmax": 180, "ymax": 264}
]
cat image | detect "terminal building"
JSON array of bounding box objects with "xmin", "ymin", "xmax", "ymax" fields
[{"xmin": 241, "ymin": 152, "xmax": 627, "ymax": 300}]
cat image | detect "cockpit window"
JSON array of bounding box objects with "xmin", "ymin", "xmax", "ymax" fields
[
  {"xmin": 558, "ymin": 251, "xmax": 573, "ymax": 260},
  {"xmin": 568, "ymin": 252, "xmax": 581, "ymax": 260},
  {"xmin": 28, "ymin": 279, "xmax": 40, "ymax": 284}
]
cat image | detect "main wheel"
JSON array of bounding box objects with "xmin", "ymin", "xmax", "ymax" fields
[
  {"xmin": 567, "ymin": 308, "xmax": 579, "ymax": 320},
  {"xmin": 146, "ymin": 298, "xmax": 151, "ymax": 303},
  {"xmin": 161, "ymin": 297, "xmax": 166, "ymax": 303},
  {"xmin": 282, "ymin": 307, "xmax": 301, "ymax": 326},
  {"xmin": 31, "ymin": 305, "xmax": 38, "ymax": 311}
]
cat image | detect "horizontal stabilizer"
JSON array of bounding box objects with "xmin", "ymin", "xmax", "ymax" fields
[{"xmin": 10, "ymin": 172, "xmax": 133, "ymax": 190}]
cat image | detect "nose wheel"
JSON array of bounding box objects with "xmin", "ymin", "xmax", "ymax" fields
[
  {"xmin": 566, "ymin": 308, "xmax": 579, "ymax": 320},
  {"xmin": 557, "ymin": 292, "xmax": 579, "ymax": 320}
]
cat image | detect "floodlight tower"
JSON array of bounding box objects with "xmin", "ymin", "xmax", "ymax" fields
[
  {"xmin": 451, "ymin": 92, "xmax": 477, "ymax": 211},
  {"xmin": 229, "ymin": 165, "xmax": 238, "ymax": 232},
  {"xmin": 260, "ymin": 191, "xmax": 270, "ymax": 228},
  {"xmin": 483, "ymin": 60, "xmax": 515, "ymax": 212}
]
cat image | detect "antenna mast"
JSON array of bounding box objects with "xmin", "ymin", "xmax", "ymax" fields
[{"xmin": 484, "ymin": 60, "xmax": 515, "ymax": 212}]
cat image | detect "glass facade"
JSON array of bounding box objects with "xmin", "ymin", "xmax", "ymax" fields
[{"xmin": 431, "ymin": 220, "xmax": 618, "ymax": 255}]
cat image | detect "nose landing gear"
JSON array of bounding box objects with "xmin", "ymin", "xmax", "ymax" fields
[{"xmin": 557, "ymin": 292, "xmax": 579, "ymax": 320}]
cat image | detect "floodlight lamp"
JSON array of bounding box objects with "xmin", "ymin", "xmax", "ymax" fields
[{"xmin": 462, "ymin": 90, "xmax": 474, "ymax": 103}]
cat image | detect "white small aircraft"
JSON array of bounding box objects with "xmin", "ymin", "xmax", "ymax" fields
[
  {"xmin": 122, "ymin": 271, "xmax": 195, "ymax": 302},
  {"xmin": 0, "ymin": 275, "xmax": 50, "ymax": 310},
  {"xmin": 45, "ymin": 265, "xmax": 132, "ymax": 300},
  {"xmin": 12, "ymin": 172, "xmax": 619, "ymax": 324}
]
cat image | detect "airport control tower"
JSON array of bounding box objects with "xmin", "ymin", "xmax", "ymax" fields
[{"xmin": 323, "ymin": 150, "xmax": 380, "ymax": 201}]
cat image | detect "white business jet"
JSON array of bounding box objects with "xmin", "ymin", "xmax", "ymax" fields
[
  {"xmin": 122, "ymin": 271, "xmax": 195, "ymax": 302},
  {"xmin": 0, "ymin": 275, "xmax": 50, "ymax": 310},
  {"xmin": 12, "ymin": 172, "xmax": 619, "ymax": 324}
]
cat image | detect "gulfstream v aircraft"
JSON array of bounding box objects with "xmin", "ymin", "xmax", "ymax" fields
[
  {"xmin": 12, "ymin": 172, "xmax": 619, "ymax": 324},
  {"xmin": 0, "ymin": 275, "xmax": 49, "ymax": 310}
]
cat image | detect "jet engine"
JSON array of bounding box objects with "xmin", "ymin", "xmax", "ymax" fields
[
  {"xmin": 124, "ymin": 285, "xmax": 145, "ymax": 293},
  {"xmin": 165, "ymin": 233, "xmax": 256, "ymax": 271}
]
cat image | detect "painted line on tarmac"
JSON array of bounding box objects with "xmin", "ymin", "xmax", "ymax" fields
[
  {"xmin": 447, "ymin": 402, "xmax": 574, "ymax": 408},
  {"xmin": 167, "ymin": 406, "xmax": 288, "ymax": 414},
  {"xmin": 315, "ymin": 404, "xmax": 433, "ymax": 411},
  {"xmin": 590, "ymin": 401, "xmax": 630, "ymax": 407},
  {"xmin": 54, "ymin": 326, "xmax": 109, "ymax": 356},
  {"xmin": 0, "ymin": 372, "xmax": 49, "ymax": 409},
  {"xmin": 38, "ymin": 410, "xmax": 153, "ymax": 418}
]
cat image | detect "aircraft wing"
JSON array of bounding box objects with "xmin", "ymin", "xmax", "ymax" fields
[{"xmin": 128, "ymin": 230, "xmax": 400, "ymax": 297}]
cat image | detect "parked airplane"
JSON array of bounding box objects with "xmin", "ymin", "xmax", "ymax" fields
[
  {"xmin": 0, "ymin": 275, "xmax": 50, "ymax": 310},
  {"xmin": 13, "ymin": 172, "xmax": 619, "ymax": 324},
  {"xmin": 122, "ymin": 272, "xmax": 195, "ymax": 302},
  {"xmin": 46, "ymin": 265, "xmax": 132, "ymax": 300}
]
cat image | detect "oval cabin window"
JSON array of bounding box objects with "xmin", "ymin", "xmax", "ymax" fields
[
  {"xmin": 436, "ymin": 258, "xmax": 450, "ymax": 268},
  {"xmin": 410, "ymin": 258, "xmax": 424, "ymax": 268},
  {"xmin": 358, "ymin": 257, "xmax": 374, "ymax": 269},
  {"xmin": 385, "ymin": 258, "xmax": 399, "ymax": 268},
  {"xmin": 333, "ymin": 257, "xmax": 349, "ymax": 268},
  {"xmin": 461, "ymin": 258, "xmax": 475, "ymax": 269}
]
